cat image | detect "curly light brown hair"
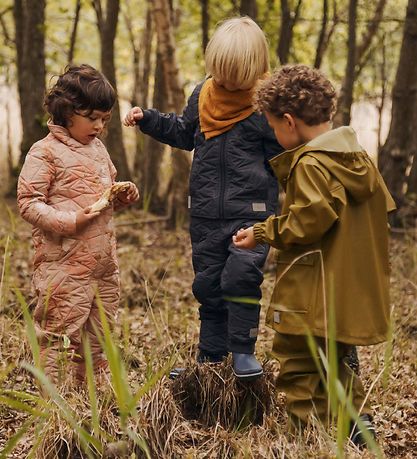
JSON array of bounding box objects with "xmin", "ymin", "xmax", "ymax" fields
[{"xmin": 254, "ymin": 64, "xmax": 336, "ymax": 125}]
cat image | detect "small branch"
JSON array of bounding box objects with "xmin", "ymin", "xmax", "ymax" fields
[
  {"xmin": 68, "ymin": 0, "xmax": 82, "ymax": 64},
  {"xmin": 0, "ymin": 6, "xmax": 14, "ymax": 46},
  {"xmin": 115, "ymin": 216, "xmax": 170, "ymax": 227},
  {"xmin": 91, "ymin": 0, "xmax": 103, "ymax": 34}
]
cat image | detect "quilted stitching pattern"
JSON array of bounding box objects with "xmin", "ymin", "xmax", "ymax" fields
[{"xmin": 18, "ymin": 122, "xmax": 120, "ymax": 384}]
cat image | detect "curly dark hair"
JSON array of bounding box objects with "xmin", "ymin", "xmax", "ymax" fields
[
  {"xmin": 44, "ymin": 64, "xmax": 116, "ymax": 127},
  {"xmin": 254, "ymin": 64, "xmax": 336, "ymax": 125}
]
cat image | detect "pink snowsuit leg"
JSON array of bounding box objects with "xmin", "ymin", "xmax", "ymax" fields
[{"xmin": 74, "ymin": 270, "xmax": 120, "ymax": 384}]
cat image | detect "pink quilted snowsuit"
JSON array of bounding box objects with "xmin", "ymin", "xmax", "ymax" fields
[{"xmin": 18, "ymin": 122, "xmax": 123, "ymax": 384}]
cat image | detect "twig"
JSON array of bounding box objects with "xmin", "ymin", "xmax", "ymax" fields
[{"xmin": 115, "ymin": 216, "xmax": 169, "ymax": 227}]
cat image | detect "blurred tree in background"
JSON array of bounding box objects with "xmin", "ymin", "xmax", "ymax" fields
[{"xmin": 0, "ymin": 0, "xmax": 415, "ymax": 224}]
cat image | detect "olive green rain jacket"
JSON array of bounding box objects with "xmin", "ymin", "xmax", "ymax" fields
[{"xmin": 254, "ymin": 126, "xmax": 396, "ymax": 345}]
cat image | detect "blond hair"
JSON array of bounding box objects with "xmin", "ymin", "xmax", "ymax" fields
[{"xmin": 205, "ymin": 17, "xmax": 269, "ymax": 90}]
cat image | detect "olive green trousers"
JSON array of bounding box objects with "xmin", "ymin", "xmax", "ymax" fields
[{"xmin": 271, "ymin": 332, "xmax": 372, "ymax": 428}]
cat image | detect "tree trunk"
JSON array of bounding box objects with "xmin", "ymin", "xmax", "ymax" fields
[
  {"xmin": 277, "ymin": 0, "xmax": 303, "ymax": 65},
  {"xmin": 124, "ymin": 0, "xmax": 153, "ymax": 186},
  {"xmin": 314, "ymin": 0, "xmax": 328, "ymax": 69},
  {"xmin": 376, "ymin": 33, "xmax": 387, "ymax": 152},
  {"xmin": 333, "ymin": 0, "xmax": 387, "ymax": 127},
  {"xmin": 152, "ymin": 0, "xmax": 190, "ymax": 227},
  {"xmin": 201, "ymin": 0, "xmax": 209, "ymax": 53},
  {"xmin": 92, "ymin": 0, "xmax": 131, "ymax": 181},
  {"xmin": 138, "ymin": 3, "xmax": 153, "ymax": 109},
  {"xmin": 314, "ymin": 0, "xmax": 338, "ymax": 69},
  {"xmin": 240, "ymin": 0, "xmax": 258, "ymax": 20},
  {"xmin": 379, "ymin": 0, "xmax": 417, "ymax": 215},
  {"xmin": 68, "ymin": 0, "xmax": 82, "ymax": 64},
  {"xmin": 142, "ymin": 51, "xmax": 166, "ymax": 214},
  {"xmin": 356, "ymin": 0, "xmax": 387, "ymax": 70},
  {"xmin": 13, "ymin": 0, "xmax": 47, "ymax": 180},
  {"xmin": 333, "ymin": 0, "xmax": 357, "ymax": 127}
]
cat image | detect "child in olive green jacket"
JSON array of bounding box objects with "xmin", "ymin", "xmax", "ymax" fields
[{"xmin": 234, "ymin": 64, "xmax": 395, "ymax": 447}]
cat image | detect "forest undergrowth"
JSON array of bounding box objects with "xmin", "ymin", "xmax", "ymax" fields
[{"xmin": 0, "ymin": 201, "xmax": 416, "ymax": 458}]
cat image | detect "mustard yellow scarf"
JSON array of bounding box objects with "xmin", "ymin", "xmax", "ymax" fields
[{"xmin": 199, "ymin": 78, "xmax": 255, "ymax": 139}]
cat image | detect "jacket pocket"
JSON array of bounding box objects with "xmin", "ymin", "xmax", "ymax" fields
[{"xmin": 269, "ymin": 251, "xmax": 322, "ymax": 319}]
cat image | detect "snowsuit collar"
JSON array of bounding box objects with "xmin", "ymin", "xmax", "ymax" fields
[{"xmin": 47, "ymin": 119, "xmax": 91, "ymax": 150}]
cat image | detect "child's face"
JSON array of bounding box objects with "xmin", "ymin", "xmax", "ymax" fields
[
  {"xmin": 67, "ymin": 109, "xmax": 112, "ymax": 145},
  {"xmin": 265, "ymin": 112, "xmax": 303, "ymax": 150}
]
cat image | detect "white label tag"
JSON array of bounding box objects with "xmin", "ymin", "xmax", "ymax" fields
[
  {"xmin": 188, "ymin": 196, "xmax": 191, "ymax": 208},
  {"xmin": 274, "ymin": 311, "xmax": 281, "ymax": 323},
  {"xmin": 252, "ymin": 202, "xmax": 266, "ymax": 212}
]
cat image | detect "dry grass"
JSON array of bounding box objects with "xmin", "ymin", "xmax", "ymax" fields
[
  {"xmin": 1, "ymin": 201, "xmax": 416, "ymax": 458},
  {"xmin": 170, "ymin": 359, "xmax": 275, "ymax": 429}
]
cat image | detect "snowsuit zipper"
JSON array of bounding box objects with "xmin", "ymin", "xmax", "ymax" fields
[{"xmin": 219, "ymin": 133, "xmax": 227, "ymax": 219}]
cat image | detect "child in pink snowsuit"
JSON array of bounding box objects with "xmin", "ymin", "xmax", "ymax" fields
[{"xmin": 17, "ymin": 64, "xmax": 139, "ymax": 385}]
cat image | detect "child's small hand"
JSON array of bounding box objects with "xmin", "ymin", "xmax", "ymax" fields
[
  {"xmin": 233, "ymin": 227, "xmax": 257, "ymax": 249},
  {"xmin": 123, "ymin": 107, "xmax": 143, "ymax": 127},
  {"xmin": 76, "ymin": 206, "xmax": 101, "ymax": 231},
  {"xmin": 117, "ymin": 182, "xmax": 140, "ymax": 204}
]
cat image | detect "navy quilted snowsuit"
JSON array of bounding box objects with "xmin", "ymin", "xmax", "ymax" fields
[{"xmin": 138, "ymin": 82, "xmax": 283, "ymax": 355}]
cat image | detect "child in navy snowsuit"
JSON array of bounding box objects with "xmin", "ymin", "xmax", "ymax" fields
[{"xmin": 124, "ymin": 17, "xmax": 283, "ymax": 379}]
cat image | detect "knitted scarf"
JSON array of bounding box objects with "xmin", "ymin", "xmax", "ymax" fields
[{"xmin": 199, "ymin": 78, "xmax": 255, "ymax": 139}]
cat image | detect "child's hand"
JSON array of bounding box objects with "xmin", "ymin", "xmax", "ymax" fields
[
  {"xmin": 123, "ymin": 107, "xmax": 143, "ymax": 127},
  {"xmin": 233, "ymin": 227, "xmax": 257, "ymax": 249},
  {"xmin": 76, "ymin": 206, "xmax": 101, "ymax": 231},
  {"xmin": 117, "ymin": 182, "xmax": 140, "ymax": 204}
]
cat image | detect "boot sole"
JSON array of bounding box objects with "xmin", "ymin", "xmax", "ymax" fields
[{"xmin": 232, "ymin": 369, "xmax": 263, "ymax": 381}]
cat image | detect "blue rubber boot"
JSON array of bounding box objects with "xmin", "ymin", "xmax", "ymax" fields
[{"xmin": 232, "ymin": 353, "xmax": 263, "ymax": 381}]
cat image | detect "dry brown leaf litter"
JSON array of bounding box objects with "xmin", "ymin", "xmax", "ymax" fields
[{"xmin": 0, "ymin": 202, "xmax": 416, "ymax": 458}]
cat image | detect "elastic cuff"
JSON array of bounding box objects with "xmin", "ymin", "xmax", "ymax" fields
[
  {"xmin": 65, "ymin": 212, "xmax": 77, "ymax": 235},
  {"xmin": 253, "ymin": 223, "xmax": 266, "ymax": 243},
  {"xmin": 137, "ymin": 109, "xmax": 154, "ymax": 127}
]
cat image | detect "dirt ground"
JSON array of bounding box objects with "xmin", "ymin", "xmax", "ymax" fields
[{"xmin": 1, "ymin": 200, "xmax": 416, "ymax": 458}]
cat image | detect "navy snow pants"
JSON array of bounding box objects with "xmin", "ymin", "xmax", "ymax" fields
[{"xmin": 190, "ymin": 217, "xmax": 269, "ymax": 355}]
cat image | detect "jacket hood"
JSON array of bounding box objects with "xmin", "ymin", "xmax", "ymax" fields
[{"xmin": 270, "ymin": 126, "xmax": 380, "ymax": 203}]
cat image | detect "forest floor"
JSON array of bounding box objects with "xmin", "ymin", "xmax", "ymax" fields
[{"xmin": 0, "ymin": 200, "xmax": 416, "ymax": 458}]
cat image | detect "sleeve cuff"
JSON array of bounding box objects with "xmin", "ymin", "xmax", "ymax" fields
[
  {"xmin": 137, "ymin": 109, "xmax": 154, "ymax": 128},
  {"xmin": 66, "ymin": 212, "xmax": 77, "ymax": 235},
  {"xmin": 253, "ymin": 223, "xmax": 266, "ymax": 243}
]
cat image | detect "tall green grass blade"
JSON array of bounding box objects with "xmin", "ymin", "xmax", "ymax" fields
[
  {"xmin": 14, "ymin": 287, "xmax": 40, "ymax": 368},
  {"xmin": 334, "ymin": 380, "xmax": 383, "ymax": 457},
  {"xmin": 0, "ymin": 416, "xmax": 35, "ymax": 459},
  {"xmin": 0, "ymin": 363, "xmax": 16, "ymax": 386},
  {"xmin": 383, "ymin": 319, "xmax": 393, "ymax": 388},
  {"xmin": 0, "ymin": 388, "xmax": 48, "ymax": 406},
  {"xmin": 94, "ymin": 293, "xmax": 133, "ymax": 425},
  {"xmin": 0, "ymin": 395, "xmax": 48, "ymax": 417},
  {"xmin": 21, "ymin": 362, "xmax": 102, "ymax": 458},
  {"xmin": 82, "ymin": 333, "xmax": 101, "ymax": 437},
  {"xmin": 305, "ymin": 332, "xmax": 327, "ymax": 391},
  {"xmin": 125, "ymin": 427, "xmax": 151, "ymax": 459},
  {"xmin": 0, "ymin": 235, "xmax": 11, "ymax": 309},
  {"xmin": 26, "ymin": 417, "xmax": 49, "ymax": 459},
  {"xmin": 131, "ymin": 358, "xmax": 174, "ymax": 408},
  {"xmin": 326, "ymin": 275, "xmax": 339, "ymax": 421}
]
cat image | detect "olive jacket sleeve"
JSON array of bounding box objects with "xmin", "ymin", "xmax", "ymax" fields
[{"xmin": 253, "ymin": 160, "xmax": 339, "ymax": 249}]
